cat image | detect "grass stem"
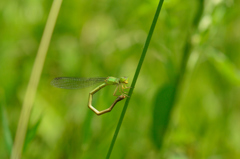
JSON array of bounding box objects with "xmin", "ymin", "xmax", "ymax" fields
[
  {"xmin": 10, "ymin": 0, "xmax": 62, "ymax": 158},
  {"xmin": 106, "ymin": 0, "xmax": 165, "ymax": 158}
]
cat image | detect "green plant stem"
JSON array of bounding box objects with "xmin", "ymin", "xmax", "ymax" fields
[
  {"xmin": 106, "ymin": 0, "xmax": 165, "ymax": 158},
  {"xmin": 176, "ymin": 0, "xmax": 204, "ymax": 88},
  {"xmin": 10, "ymin": 0, "xmax": 62, "ymax": 158},
  {"xmin": 152, "ymin": 0, "xmax": 205, "ymax": 152}
]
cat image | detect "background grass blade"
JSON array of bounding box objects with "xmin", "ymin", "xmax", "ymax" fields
[
  {"xmin": 106, "ymin": 0, "xmax": 165, "ymax": 158},
  {"xmin": 151, "ymin": 0, "xmax": 204, "ymax": 150},
  {"xmin": 23, "ymin": 117, "xmax": 42, "ymax": 152},
  {"xmin": 1, "ymin": 90, "xmax": 13, "ymax": 155},
  {"xmin": 206, "ymin": 48, "xmax": 240, "ymax": 85},
  {"xmin": 10, "ymin": 0, "xmax": 63, "ymax": 158}
]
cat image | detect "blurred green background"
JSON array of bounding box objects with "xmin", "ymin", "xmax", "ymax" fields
[{"xmin": 1, "ymin": 0, "xmax": 240, "ymax": 158}]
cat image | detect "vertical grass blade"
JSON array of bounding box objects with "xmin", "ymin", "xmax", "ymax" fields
[
  {"xmin": 106, "ymin": 0, "xmax": 165, "ymax": 158},
  {"xmin": 23, "ymin": 117, "xmax": 42, "ymax": 152},
  {"xmin": 10, "ymin": 0, "xmax": 63, "ymax": 158},
  {"xmin": 1, "ymin": 94, "xmax": 13, "ymax": 155}
]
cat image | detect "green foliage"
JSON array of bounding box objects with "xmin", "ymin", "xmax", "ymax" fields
[
  {"xmin": 207, "ymin": 48, "xmax": 240, "ymax": 85},
  {"xmin": 1, "ymin": 104, "xmax": 13, "ymax": 155},
  {"xmin": 23, "ymin": 116, "xmax": 42, "ymax": 152},
  {"xmin": 151, "ymin": 82, "xmax": 177, "ymax": 149},
  {"xmin": 1, "ymin": 0, "xmax": 240, "ymax": 158}
]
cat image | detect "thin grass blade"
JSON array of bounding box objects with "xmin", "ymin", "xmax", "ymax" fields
[
  {"xmin": 23, "ymin": 117, "xmax": 42, "ymax": 152},
  {"xmin": 1, "ymin": 104, "xmax": 13, "ymax": 155},
  {"xmin": 51, "ymin": 77, "xmax": 107, "ymax": 89},
  {"xmin": 11, "ymin": 0, "xmax": 63, "ymax": 158},
  {"xmin": 106, "ymin": 0, "xmax": 165, "ymax": 158}
]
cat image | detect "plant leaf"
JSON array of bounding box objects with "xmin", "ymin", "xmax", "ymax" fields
[
  {"xmin": 207, "ymin": 48, "xmax": 240, "ymax": 85},
  {"xmin": 23, "ymin": 116, "xmax": 42, "ymax": 152},
  {"xmin": 151, "ymin": 82, "xmax": 176, "ymax": 149},
  {"xmin": 1, "ymin": 104, "xmax": 13, "ymax": 155}
]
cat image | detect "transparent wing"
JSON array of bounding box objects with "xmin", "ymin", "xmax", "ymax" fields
[{"xmin": 51, "ymin": 77, "xmax": 107, "ymax": 89}]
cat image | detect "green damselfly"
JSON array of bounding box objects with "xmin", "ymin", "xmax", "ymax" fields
[{"xmin": 51, "ymin": 76, "xmax": 129, "ymax": 115}]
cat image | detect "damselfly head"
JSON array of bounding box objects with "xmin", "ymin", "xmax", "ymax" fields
[{"xmin": 120, "ymin": 77, "xmax": 128, "ymax": 84}]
